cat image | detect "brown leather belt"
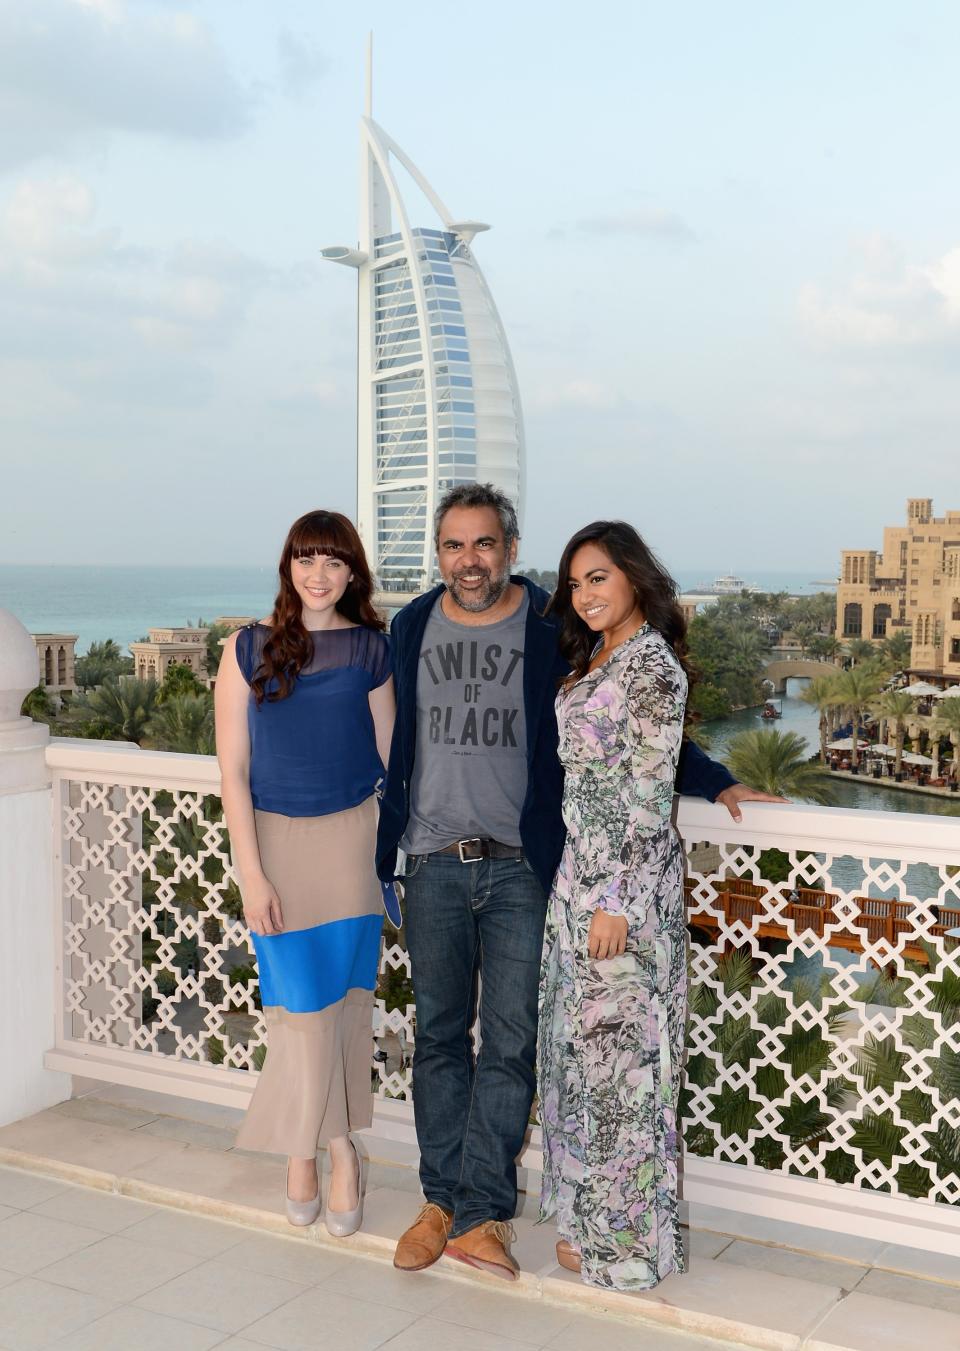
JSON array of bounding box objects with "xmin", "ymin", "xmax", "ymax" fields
[{"xmin": 431, "ymin": 837, "xmax": 525, "ymax": 863}]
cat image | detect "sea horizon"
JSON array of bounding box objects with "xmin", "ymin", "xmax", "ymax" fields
[{"xmin": 0, "ymin": 562, "xmax": 837, "ymax": 653}]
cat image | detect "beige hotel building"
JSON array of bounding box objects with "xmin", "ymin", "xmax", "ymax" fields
[{"xmin": 835, "ymin": 498, "xmax": 960, "ymax": 680}]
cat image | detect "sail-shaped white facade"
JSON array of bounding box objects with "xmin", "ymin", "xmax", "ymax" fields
[{"xmin": 323, "ymin": 112, "xmax": 524, "ymax": 590}]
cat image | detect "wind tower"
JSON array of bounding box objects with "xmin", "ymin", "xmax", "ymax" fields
[{"xmin": 322, "ymin": 39, "xmax": 524, "ymax": 591}]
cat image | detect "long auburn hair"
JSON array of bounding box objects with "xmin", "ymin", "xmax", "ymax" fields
[
  {"xmin": 546, "ymin": 520, "xmax": 692, "ymax": 687},
  {"xmin": 251, "ymin": 510, "xmax": 385, "ymax": 705}
]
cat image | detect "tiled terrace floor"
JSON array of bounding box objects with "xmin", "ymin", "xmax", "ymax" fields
[{"xmin": 0, "ymin": 1084, "xmax": 958, "ymax": 1351}]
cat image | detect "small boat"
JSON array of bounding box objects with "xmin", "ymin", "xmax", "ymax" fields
[{"xmin": 761, "ymin": 699, "xmax": 782, "ymax": 720}]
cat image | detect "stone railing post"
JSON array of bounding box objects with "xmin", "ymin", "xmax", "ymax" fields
[{"xmin": 0, "ymin": 609, "xmax": 71, "ymax": 1124}]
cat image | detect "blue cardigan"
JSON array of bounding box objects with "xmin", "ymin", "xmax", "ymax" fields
[{"xmin": 375, "ymin": 576, "xmax": 735, "ymax": 895}]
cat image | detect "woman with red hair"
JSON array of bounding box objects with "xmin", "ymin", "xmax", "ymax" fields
[{"xmin": 215, "ymin": 510, "xmax": 394, "ymax": 1234}]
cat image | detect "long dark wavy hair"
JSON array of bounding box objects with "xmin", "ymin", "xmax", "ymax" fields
[
  {"xmin": 251, "ymin": 510, "xmax": 384, "ymax": 705},
  {"xmin": 546, "ymin": 520, "xmax": 692, "ymax": 685}
]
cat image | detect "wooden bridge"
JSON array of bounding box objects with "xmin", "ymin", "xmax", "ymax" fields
[{"xmin": 685, "ymin": 878, "xmax": 960, "ymax": 964}]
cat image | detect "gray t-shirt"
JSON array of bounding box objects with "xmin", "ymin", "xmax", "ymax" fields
[{"xmin": 401, "ymin": 590, "xmax": 529, "ymax": 854}]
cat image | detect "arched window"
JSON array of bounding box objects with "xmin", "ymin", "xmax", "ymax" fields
[
  {"xmin": 57, "ymin": 646, "xmax": 66, "ymax": 683},
  {"xmin": 952, "ymin": 598, "xmax": 960, "ymax": 622},
  {"xmin": 44, "ymin": 647, "xmax": 54, "ymax": 685},
  {"xmin": 843, "ymin": 603, "xmax": 862, "ymax": 637},
  {"xmin": 872, "ymin": 604, "xmax": 892, "ymax": 638}
]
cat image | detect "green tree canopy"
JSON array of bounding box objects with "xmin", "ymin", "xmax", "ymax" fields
[
  {"xmin": 21, "ymin": 684, "xmax": 54, "ymax": 723},
  {"xmin": 799, "ymin": 674, "xmax": 841, "ymax": 763},
  {"xmin": 726, "ymin": 728, "xmax": 835, "ymax": 804},
  {"xmin": 827, "ymin": 666, "xmax": 885, "ymax": 769},
  {"xmin": 204, "ymin": 624, "xmax": 233, "ymax": 677},
  {"xmin": 159, "ymin": 662, "xmax": 206, "ymax": 702},
  {"xmin": 870, "ymin": 690, "xmax": 918, "ymax": 776},
  {"xmin": 845, "ymin": 638, "xmax": 878, "ymax": 666},
  {"xmin": 72, "ymin": 677, "xmax": 159, "ymax": 744},
  {"xmin": 687, "ymin": 606, "xmax": 770, "ymax": 711},
  {"xmin": 75, "ymin": 639, "xmax": 134, "ymax": 690},
  {"xmin": 147, "ymin": 692, "xmax": 215, "ymax": 755},
  {"xmin": 808, "ymin": 634, "xmax": 843, "ymax": 662},
  {"xmin": 933, "ymin": 699, "xmax": 960, "ymax": 783},
  {"xmin": 879, "ymin": 630, "xmax": 912, "ymax": 671}
]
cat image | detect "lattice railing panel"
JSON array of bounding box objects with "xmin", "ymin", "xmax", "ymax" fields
[
  {"xmin": 58, "ymin": 778, "xmax": 414, "ymax": 1100},
  {"xmin": 682, "ymin": 836, "xmax": 960, "ymax": 1205},
  {"xmin": 54, "ymin": 768, "xmax": 960, "ymax": 1204}
]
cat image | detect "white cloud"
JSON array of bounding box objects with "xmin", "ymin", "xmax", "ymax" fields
[
  {"xmin": 0, "ymin": 0, "xmax": 251, "ymax": 170},
  {"xmin": 575, "ymin": 208, "xmax": 697, "ymax": 242},
  {"xmin": 0, "ymin": 175, "xmax": 287, "ymax": 377},
  {"xmin": 799, "ymin": 235, "xmax": 960, "ymax": 348},
  {"xmin": 277, "ymin": 30, "xmax": 328, "ymax": 97}
]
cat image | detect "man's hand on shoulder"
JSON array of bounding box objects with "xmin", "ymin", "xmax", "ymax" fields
[{"xmin": 716, "ymin": 783, "xmax": 788, "ymax": 822}]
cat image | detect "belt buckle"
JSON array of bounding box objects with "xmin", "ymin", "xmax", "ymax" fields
[{"xmin": 457, "ymin": 837, "xmax": 484, "ymax": 863}]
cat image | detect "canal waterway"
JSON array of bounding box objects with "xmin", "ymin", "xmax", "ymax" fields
[
  {"xmin": 704, "ymin": 678, "xmax": 959, "ymax": 819},
  {"xmin": 703, "ymin": 679, "xmax": 957, "ymax": 917}
]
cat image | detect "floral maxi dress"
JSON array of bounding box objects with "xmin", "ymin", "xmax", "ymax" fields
[{"xmin": 537, "ymin": 624, "xmax": 688, "ymax": 1291}]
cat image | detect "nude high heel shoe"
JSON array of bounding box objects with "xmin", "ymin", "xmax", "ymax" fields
[
  {"xmin": 285, "ymin": 1159, "xmax": 321, "ymax": 1228},
  {"xmin": 324, "ymin": 1139, "xmax": 365, "ymax": 1238}
]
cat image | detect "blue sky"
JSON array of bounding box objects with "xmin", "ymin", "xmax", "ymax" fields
[{"xmin": 2, "ymin": 0, "xmax": 959, "ymax": 573}]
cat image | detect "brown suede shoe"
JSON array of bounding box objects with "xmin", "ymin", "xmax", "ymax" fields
[
  {"xmin": 393, "ymin": 1202, "xmax": 453, "ymax": 1272},
  {"xmin": 555, "ymin": 1238, "xmax": 581, "ymax": 1273},
  {"xmin": 446, "ymin": 1220, "xmax": 519, "ymax": 1281}
]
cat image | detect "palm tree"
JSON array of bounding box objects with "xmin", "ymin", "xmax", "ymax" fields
[
  {"xmin": 792, "ymin": 622, "xmax": 817, "ymax": 657},
  {"xmin": 73, "ymin": 677, "xmax": 159, "ymax": 744},
  {"xmin": 799, "ymin": 674, "xmax": 841, "ymax": 763},
  {"xmin": 158, "ymin": 663, "xmax": 206, "ymax": 702},
  {"xmin": 845, "ymin": 638, "xmax": 877, "ymax": 667},
  {"xmin": 879, "ymin": 630, "xmax": 912, "ymax": 672},
  {"xmin": 146, "ymin": 693, "xmax": 215, "ymax": 755},
  {"xmin": 726, "ymin": 728, "xmax": 835, "ymax": 804},
  {"xmin": 195, "ymin": 618, "xmax": 235, "ymax": 677},
  {"xmin": 808, "ymin": 634, "xmax": 843, "ymax": 663},
  {"xmin": 933, "ymin": 699, "xmax": 960, "ymax": 784},
  {"xmin": 21, "ymin": 684, "xmax": 54, "ymax": 723},
  {"xmin": 75, "ymin": 639, "xmax": 133, "ymax": 690},
  {"xmin": 826, "ymin": 667, "xmax": 884, "ymax": 770},
  {"xmin": 870, "ymin": 690, "xmax": 917, "ymax": 776}
]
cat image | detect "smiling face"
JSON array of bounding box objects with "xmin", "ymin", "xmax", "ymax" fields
[
  {"xmin": 290, "ymin": 551, "xmax": 352, "ymax": 626},
  {"xmin": 436, "ymin": 504, "xmax": 517, "ymax": 613},
  {"xmin": 567, "ymin": 541, "xmax": 642, "ymax": 637}
]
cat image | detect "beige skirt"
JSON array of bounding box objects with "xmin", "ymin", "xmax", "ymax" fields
[{"xmin": 235, "ymin": 795, "xmax": 383, "ymax": 1157}]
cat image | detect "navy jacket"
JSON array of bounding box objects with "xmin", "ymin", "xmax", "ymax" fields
[{"xmin": 376, "ymin": 576, "xmax": 735, "ymax": 895}]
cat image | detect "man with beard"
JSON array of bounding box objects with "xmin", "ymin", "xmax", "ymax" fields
[{"xmin": 376, "ymin": 483, "xmax": 778, "ymax": 1280}]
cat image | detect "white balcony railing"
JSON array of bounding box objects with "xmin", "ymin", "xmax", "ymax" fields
[{"xmin": 28, "ymin": 740, "xmax": 960, "ymax": 1256}]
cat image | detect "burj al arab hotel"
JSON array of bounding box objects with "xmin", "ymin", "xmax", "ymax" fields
[{"xmin": 322, "ymin": 61, "xmax": 524, "ymax": 591}]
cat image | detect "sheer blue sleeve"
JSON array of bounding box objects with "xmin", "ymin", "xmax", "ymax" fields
[
  {"xmin": 234, "ymin": 625, "xmax": 256, "ymax": 685},
  {"xmin": 368, "ymin": 632, "xmax": 392, "ymax": 689}
]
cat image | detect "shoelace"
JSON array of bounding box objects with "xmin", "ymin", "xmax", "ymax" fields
[
  {"xmin": 483, "ymin": 1220, "xmax": 516, "ymax": 1247},
  {"xmin": 415, "ymin": 1202, "xmax": 451, "ymax": 1229}
]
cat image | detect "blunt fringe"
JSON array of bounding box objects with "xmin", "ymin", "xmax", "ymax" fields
[
  {"xmin": 434, "ymin": 483, "xmax": 519, "ymax": 548},
  {"xmin": 251, "ymin": 510, "xmax": 384, "ymax": 705},
  {"xmin": 546, "ymin": 520, "xmax": 693, "ymax": 687}
]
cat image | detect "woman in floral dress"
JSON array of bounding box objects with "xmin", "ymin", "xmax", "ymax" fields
[{"xmin": 538, "ymin": 520, "xmax": 689, "ymax": 1292}]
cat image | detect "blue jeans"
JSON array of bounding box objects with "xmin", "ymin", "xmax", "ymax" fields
[{"xmin": 403, "ymin": 852, "xmax": 547, "ymax": 1238}]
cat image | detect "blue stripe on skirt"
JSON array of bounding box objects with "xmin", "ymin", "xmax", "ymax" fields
[{"xmin": 252, "ymin": 912, "xmax": 383, "ymax": 1014}]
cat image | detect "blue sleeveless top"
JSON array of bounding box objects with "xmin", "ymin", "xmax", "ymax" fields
[{"xmin": 235, "ymin": 623, "xmax": 392, "ymax": 818}]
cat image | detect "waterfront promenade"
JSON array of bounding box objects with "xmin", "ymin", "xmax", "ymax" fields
[{"xmin": 827, "ymin": 767, "xmax": 960, "ymax": 802}]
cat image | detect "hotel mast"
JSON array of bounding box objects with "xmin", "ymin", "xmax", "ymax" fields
[{"xmin": 322, "ymin": 43, "xmax": 524, "ymax": 590}]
